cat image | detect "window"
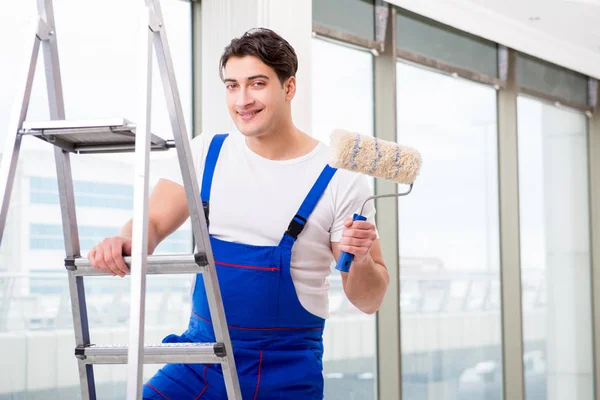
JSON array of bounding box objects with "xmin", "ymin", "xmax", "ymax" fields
[
  {"xmin": 313, "ymin": 0, "xmax": 375, "ymax": 41},
  {"xmin": 517, "ymin": 97, "xmax": 593, "ymax": 399},
  {"xmin": 312, "ymin": 37, "xmax": 377, "ymax": 400},
  {"xmin": 517, "ymin": 54, "xmax": 589, "ymax": 106},
  {"xmin": 29, "ymin": 223, "xmax": 190, "ymax": 253},
  {"xmin": 396, "ymin": 61, "xmax": 503, "ymax": 399},
  {"xmin": 30, "ymin": 177, "xmax": 134, "ymax": 209},
  {"xmin": 396, "ymin": 8, "xmax": 498, "ymax": 78},
  {"xmin": 0, "ymin": 1, "xmax": 192, "ymax": 398}
]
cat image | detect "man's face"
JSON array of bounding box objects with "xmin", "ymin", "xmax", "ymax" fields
[{"xmin": 223, "ymin": 55, "xmax": 295, "ymax": 137}]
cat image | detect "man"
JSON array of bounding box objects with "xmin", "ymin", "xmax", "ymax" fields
[{"xmin": 88, "ymin": 28, "xmax": 389, "ymax": 399}]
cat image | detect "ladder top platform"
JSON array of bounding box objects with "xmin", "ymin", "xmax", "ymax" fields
[{"xmin": 19, "ymin": 118, "xmax": 175, "ymax": 154}]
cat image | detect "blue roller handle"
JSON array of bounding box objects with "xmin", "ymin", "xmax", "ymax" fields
[{"xmin": 336, "ymin": 213, "xmax": 368, "ymax": 273}]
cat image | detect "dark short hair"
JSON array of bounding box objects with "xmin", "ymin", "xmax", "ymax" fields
[{"xmin": 219, "ymin": 28, "xmax": 298, "ymax": 85}]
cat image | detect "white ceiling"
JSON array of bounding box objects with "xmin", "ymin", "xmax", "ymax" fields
[
  {"xmin": 467, "ymin": 0, "xmax": 600, "ymax": 55},
  {"xmin": 388, "ymin": 0, "xmax": 600, "ymax": 79}
]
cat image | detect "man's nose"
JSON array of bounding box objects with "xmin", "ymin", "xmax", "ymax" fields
[{"xmin": 236, "ymin": 87, "xmax": 253, "ymax": 108}]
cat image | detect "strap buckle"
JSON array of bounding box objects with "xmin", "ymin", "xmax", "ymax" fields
[
  {"xmin": 202, "ymin": 200, "xmax": 210, "ymax": 227},
  {"xmin": 286, "ymin": 215, "xmax": 307, "ymax": 239}
]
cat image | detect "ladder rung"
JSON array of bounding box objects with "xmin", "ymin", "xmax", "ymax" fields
[
  {"xmin": 76, "ymin": 343, "xmax": 226, "ymax": 364},
  {"xmin": 19, "ymin": 118, "xmax": 175, "ymax": 154},
  {"xmin": 65, "ymin": 254, "xmax": 208, "ymax": 276}
]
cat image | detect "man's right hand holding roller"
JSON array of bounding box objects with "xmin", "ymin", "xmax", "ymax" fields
[{"xmin": 332, "ymin": 216, "xmax": 388, "ymax": 315}]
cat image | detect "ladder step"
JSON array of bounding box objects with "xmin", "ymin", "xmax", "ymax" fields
[
  {"xmin": 76, "ymin": 343, "xmax": 227, "ymax": 364},
  {"xmin": 19, "ymin": 118, "xmax": 175, "ymax": 154},
  {"xmin": 65, "ymin": 253, "xmax": 208, "ymax": 276}
]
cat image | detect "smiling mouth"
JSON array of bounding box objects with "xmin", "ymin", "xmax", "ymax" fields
[{"xmin": 238, "ymin": 109, "xmax": 263, "ymax": 121}]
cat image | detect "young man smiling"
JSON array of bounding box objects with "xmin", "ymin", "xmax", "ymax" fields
[{"xmin": 88, "ymin": 28, "xmax": 389, "ymax": 399}]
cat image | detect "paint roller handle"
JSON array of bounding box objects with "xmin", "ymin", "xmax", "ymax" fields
[
  {"xmin": 335, "ymin": 185, "xmax": 415, "ymax": 273},
  {"xmin": 335, "ymin": 213, "xmax": 368, "ymax": 273}
]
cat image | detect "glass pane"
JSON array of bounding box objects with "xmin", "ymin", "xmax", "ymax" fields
[
  {"xmin": 313, "ymin": 0, "xmax": 375, "ymax": 41},
  {"xmin": 517, "ymin": 54, "xmax": 589, "ymax": 106},
  {"xmin": 517, "ymin": 96, "xmax": 593, "ymax": 400},
  {"xmin": 396, "ymin": 61, "xmax": 503, "ymax": 400},
  {"xmin": 396, "ymin": 8, "xmax": 498, "ymax": 78},
  {"xmin": 312, "ymin": 37, "xmax": 376, "ymax": 400},
  {"xmin": 0, "ymin": 0, "xmax": 192, "ymax": 398}
]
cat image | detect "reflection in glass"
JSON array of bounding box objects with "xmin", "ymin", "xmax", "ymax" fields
[
  {"xmin": 517, "ymin": 96, "xmax": 593, "ymax": 400},
  {"xmin": 312, "ymin": 37, "xmax": 377, "ymax": 400},
  {"xmin": 396, "ymin": 61, "xmax": 503, "ymax": 400},
  {"xmin": 0, "ymin": 1, "xmax": 192, "ymax": 398}
]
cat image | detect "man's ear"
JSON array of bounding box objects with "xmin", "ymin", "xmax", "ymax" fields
[{"xmin": 284, "ymin": 76, "xmax": 296, "ymax": 101}]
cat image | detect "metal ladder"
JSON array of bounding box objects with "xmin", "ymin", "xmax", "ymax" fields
[{"xmin": 0, "ymin": 1, "xmax": 242, "ymax": 399}]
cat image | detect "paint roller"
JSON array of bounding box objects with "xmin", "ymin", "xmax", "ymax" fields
[{"xmin": 329, "ymin": 129, "xmax": 422, "ymax": 273}]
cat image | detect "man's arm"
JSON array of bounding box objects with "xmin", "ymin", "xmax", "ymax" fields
[
  {"xmin": 331, "ymin": 217, "xmax": 389, "ymax": 315},
  {"xmin": 87, "ymin": 179, "xmax": 189, "ymax": 276},
  {"xmin": 120, "ymin": 178, "xmax": 190, "ymax": 253}
]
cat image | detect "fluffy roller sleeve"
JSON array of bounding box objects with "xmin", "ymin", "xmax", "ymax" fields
[{"xmin": 329, "ymin": 129, "xmax": 422, "ymax": 184}]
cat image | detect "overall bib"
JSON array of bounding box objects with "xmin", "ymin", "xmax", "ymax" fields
[{"xmin": 143, "ymin": 133, "xmax": 337, "ymax": 399}]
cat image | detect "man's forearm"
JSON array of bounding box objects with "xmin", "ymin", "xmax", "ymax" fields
[
  {"xmin": 118, "ymin": 219, "xmax": 160, "ymax": 254},
  {"xmin": 345, "ymin": 254, "xmax": 389, "ymax": 314},
  {"xmin": 118, "ymin": 219, "xmax": 133, "ymax": 238}
]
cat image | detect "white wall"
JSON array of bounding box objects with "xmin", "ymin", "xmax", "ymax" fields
[{"xmin": 200, "ymin": 0, "xmax": 313, "ymax": 135}]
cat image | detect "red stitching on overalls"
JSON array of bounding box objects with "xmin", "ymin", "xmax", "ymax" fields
[
  {"xmin": 193, "ymin": 311, "xmax": 323, "ymax": 331},
  {"xmin": 254, "ymin": 350, "xmax": 263, "ymax": 400},
  {"xmin": 194, "ymin": 365, "xmax": 210, "ymax": 399},
  {"xmin": 145, "ymin": 383, "xmax": 169, "ymax": 400},
  {"xmin": 216, "ymin": 261, "xmax": 279, "ymax": 271}
]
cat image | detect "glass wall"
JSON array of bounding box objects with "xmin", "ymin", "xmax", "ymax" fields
[
  {"xmin": 517, "ymin": 97, "xmax": 593, "ymax": 400},
  {"xmin": 0, "ymin": 1, "xmax": 192, "ymax": 398},
  {"xmin": 396, "ymin": 62, "xmax": 503, "ymax": 400},
  {"xmin": 3, "ymin": 0, "xmax": 598, "ymax": 399},
  {"xmin": 396, "ymin": 8, "xmax": 498, "ymax": 78},
  {"xmin": 312, "ymin": 0, "xmax": 376, "ymax": 41},
  {"xmin": 311, "ymin": 37, "xmax": 377, "ymax": 400},
  {"xmin": 517, "ymin": 54, "xmax": 589, "ymax": 106}
]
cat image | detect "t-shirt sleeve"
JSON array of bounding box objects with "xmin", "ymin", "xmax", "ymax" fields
[
  {"xmin": 154, "ymin": 134, "xmax": 207, "ymax": 187},
  {"xmin": 330, "ymin": 172, "xmax": 378, "ymax": 242}
]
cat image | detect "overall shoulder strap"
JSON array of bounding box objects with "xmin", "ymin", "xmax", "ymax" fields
[
  {"xmin": 282, "ymin": 165, "xmax": 338, "ymax": 244},
  {"xmin": 200, "ymin": 133, "xmax": 229, "ymax": 202}
]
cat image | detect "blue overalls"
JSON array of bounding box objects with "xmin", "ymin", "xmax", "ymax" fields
[{"xmin": 143, "ymin": 133, "xmax": 337, "ymax": 399}]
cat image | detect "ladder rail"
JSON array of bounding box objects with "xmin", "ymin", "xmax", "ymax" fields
[
  {"xmin": 126, "ymin": 5, "xmax": 154, "ymax": 398},
  {"xmin": 36, "ymin": 0, "xmax": 98, "ymax": 399},
  {"xmin": 0, "ymin": 18, "xmax": 40, "ymax": 247},
  {"xmin": 67, "ymin": 254, "xmax": 207, "ymax": 276},
  {"xmin": 79, "ymin": 343, "xmax": 227, "ymax": 365},
  {"xmin": 150, "ymin": 0, "xmax": 242, "ymax": 396}
]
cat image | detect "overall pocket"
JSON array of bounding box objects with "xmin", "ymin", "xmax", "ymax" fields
[{"xmin": 255, "ymin": 348, "xmax": 324, "ymax": 400}]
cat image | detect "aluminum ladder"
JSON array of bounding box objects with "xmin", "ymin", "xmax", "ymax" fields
[{"xmin": 0, "ymin": 0, "xmax": 242, "ymax": 399}]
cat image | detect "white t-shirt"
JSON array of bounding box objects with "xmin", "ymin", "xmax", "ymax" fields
[{"xmin": 158, "ymin": 131, "xmax": 376, "ymax": 319}]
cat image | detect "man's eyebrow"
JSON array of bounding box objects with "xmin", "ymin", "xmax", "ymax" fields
[
  {"xmin": 223, "ymin": 75, "xmax": 270, "ymax": 83},
  {"xmin": 247, "ymin": 74, "xmax": 270, "ymax": 80}
]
